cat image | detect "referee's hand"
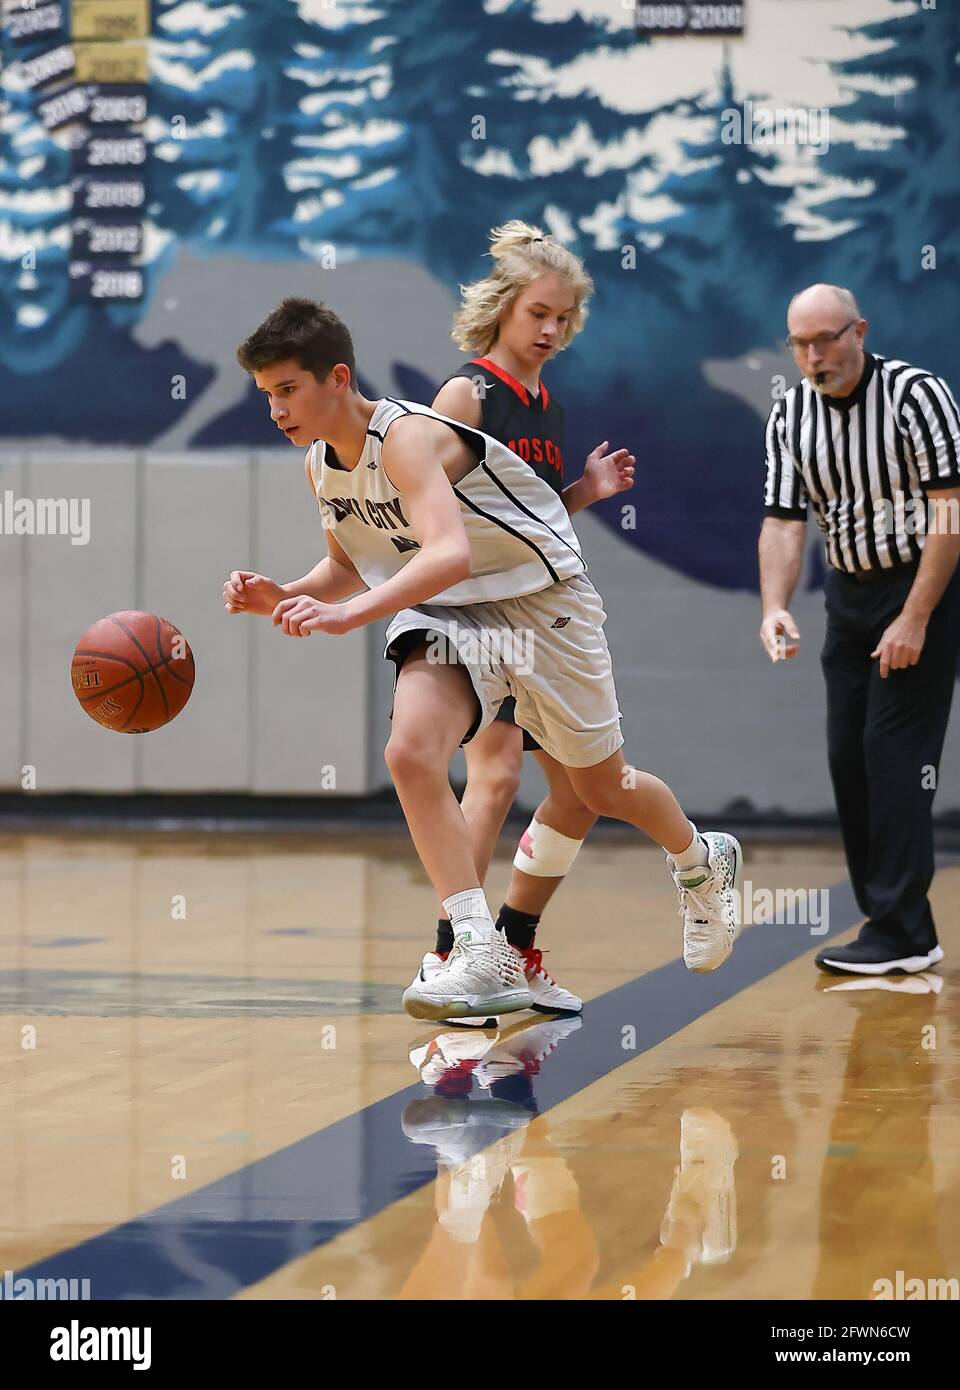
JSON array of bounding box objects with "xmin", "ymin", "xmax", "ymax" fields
[
  {"xmin": 760, "ymin": 609, "xmax": 801, "ymax": 662},
  {"xmin": 870, "ymin": 612, "xmax": 926, "ymax": 678}
]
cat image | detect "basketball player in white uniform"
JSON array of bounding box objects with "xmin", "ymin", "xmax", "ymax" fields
[{"xmin": 225, "ymin": 298, "xmax": 743, "ymax": 1021}]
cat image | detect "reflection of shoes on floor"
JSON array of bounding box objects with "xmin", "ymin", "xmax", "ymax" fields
[
  {"xmin": 409, "ymin": 1029, "xmax": 501, "ymax": 1089},
  {"xmin": 815, "ymin": 938, "xmax": 944, "ymax": 976},
  {"xmin": 661, "ymin": 1108, "xmax": 738, "ymax": 1266},
  {"xmin": 402, "ymin": 1096, "xmax": 530, "ymax": 1164},
  {"xmin": 817, "ymin": 971, "xmax": 944, "ymax": 996},
  {"xmin": 474, "ymin": 1015, "xmax": 583, "ymax": 1089},
  {"xmin": 401, "ymin": 1097, "xmax": 530, "ymax": 1244}
]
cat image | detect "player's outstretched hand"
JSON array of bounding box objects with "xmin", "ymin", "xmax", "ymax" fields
[
  {"xmin": 759, "ymin": 609, "xmax": 801, "ymax": 662},
  {"xmin": 583, "ymin": 441, "xmax": 636, "ymax": 502},
  {"xmin": 223, "ymin": 571, "xmax": 286, "ymax": 616},
  {"xmin": 272, "ymin": 596, "xmax": 355, "ymax": 637}
]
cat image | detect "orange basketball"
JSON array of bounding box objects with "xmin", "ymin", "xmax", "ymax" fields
[{"xmin": 71, "ymin": 611, "xmax": 196, "ymax": 734}]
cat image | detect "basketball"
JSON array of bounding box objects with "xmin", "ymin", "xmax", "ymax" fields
[{"xmin": 71, "ymin": 611, "xmax": 196, "ymax": 734}]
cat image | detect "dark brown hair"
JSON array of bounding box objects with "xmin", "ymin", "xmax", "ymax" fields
[{"xmin": 237, "ymin": 297, "xmax": 356, "ymax": 384}]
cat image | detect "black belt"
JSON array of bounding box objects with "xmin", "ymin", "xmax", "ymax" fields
[{"xmin": 834, "ymin": 560, "xmax": 919, "ymax": 585}]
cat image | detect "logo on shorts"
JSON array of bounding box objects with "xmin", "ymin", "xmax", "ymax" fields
[{"xmin": 551, "ymin": 616, "xmax": 571, "ymax": 629}]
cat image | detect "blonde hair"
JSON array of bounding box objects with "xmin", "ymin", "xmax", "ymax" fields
[{"xmin": 452, "ymin": 220, "xmax": 593, "ymax": 356}]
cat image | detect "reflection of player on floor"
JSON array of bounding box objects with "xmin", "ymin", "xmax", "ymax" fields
[
  {"xmin": 225, "ymin": 299, "xmax": 743, "ymax": 1021},
  {"xmin": 414, "ymin": 221, "xmax": 635, "ymax": 1022},
  {"xmin": 403, "ymin": 1017, "xmax": 600, "ymax": 1299},
  {"xmin": 405, "ymin": 1029, "xmax": 738, "ymax": 1300},
  {"xmin": 588, "ymin": 1107, "xmax": 739, "ymax": 1300}
]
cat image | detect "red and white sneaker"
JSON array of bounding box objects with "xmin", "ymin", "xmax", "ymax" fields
[{"xmin": 517, "ymin": 947, "xmax": 582, "ymax": 1014}]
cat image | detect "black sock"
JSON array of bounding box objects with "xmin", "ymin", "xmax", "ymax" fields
[
  {"xmin": 435, "ymin": 918, "xmax": 454, "ymax": 956},
  {"xmin": 496, "ymin": 904, "xmax": 540, "ymax": 951}
]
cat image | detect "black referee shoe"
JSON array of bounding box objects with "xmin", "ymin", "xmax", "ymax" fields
[{"xmin": 815, "ymin": 939, "xmax": 944, "ymax": 976}]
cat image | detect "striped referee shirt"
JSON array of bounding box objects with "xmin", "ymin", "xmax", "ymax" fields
[{"xmin": 763, "ymin": 353, "xmax": 960, "ymax": 574}]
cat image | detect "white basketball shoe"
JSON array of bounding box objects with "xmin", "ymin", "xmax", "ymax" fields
[
  {"xmin": 669, "ymin": 831, "xmax": 743, "ymax": 973},
  {"xmin": 402, "ymin": 923, "xmax": 532, "ymax": 1022},
  {"xmin": 407, "ymin": 952, "xmax": 498, "ymax": 1028},
  {"xmin": 517, "ymin": 948, "xmax": 582, "ymax": 1014},
  {"xmin": 408, "ymin": 944, "xmax": 580, "ymax": 1026}
]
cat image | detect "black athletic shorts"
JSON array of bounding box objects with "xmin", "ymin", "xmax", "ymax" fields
[{"xmin": 495, "ymin": 696, "xmax": 541, "ymax": 753}]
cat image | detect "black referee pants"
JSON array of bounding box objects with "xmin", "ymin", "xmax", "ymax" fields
[{"xmin": 821, "ymin": 562, "xmax": 960, "ymax": 953}]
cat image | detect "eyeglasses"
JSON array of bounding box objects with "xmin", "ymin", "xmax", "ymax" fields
[{"xmin": 785, "ymin": 320, "xmax": 857, "ymax": 353}]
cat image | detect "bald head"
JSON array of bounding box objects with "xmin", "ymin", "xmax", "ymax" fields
[
  {"xmin": 788, "ymin": 283, "xmax": 861, "ymax": 321},
  {"xmin": 786, "ymin": 283, "xmax": 867, "ymax": 398}
]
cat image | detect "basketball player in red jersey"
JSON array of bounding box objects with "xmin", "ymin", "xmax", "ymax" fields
[{"xmin": 413, "ymin": 222, "xmax": 634, "ymax": 1020}]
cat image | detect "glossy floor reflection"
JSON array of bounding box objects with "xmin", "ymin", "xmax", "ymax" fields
[{"xmin": 1, "ymin": 831, "xmax": 958, "ymax": 1299}]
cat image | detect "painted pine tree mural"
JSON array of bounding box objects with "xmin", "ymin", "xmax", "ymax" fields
[
  {"xmin": 150, "ymin": 0, "xmax": 342, "ymax": 254},
  {"xmin": 818, "ymin": 0, "xmax": 960, "ymax": 291},
  {"xmin": 0, "ymin": 76, "xmax": 74, "ymax": 371},
  {"xmin": 809, "ymin": 0, "xmax": 960, "ymax": 387},
  {"xmin": 295, "ymin": 0, "xmax": 642, "ymax": 277}
]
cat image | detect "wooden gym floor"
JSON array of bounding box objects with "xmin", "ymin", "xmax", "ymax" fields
[{"xmin": 1, "ymin": 829, "xmax": 958, "ymax": 1300}]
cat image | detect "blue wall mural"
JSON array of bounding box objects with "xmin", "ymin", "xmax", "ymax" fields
[{"xmin": 1, "ymin": 0, "xmax": 958, "ymax": 595}]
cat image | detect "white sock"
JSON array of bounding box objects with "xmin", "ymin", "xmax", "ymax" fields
[
  {"xmin": 670, "ymin": 824, "xmax": 710, "ymax": 871},
  {"xmin": 442, "ymin": 888, "xmax": 495, "ymax": 940}
]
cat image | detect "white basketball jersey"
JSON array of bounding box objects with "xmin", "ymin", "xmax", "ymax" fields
[{"xmin": 307, "ymin": 397, "xmax": 585, "ymax": 605}]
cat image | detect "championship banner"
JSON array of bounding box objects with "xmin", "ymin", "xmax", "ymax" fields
[
  {"xmin": 68, "ymin": 258, "xmax": 145, "ymax": 302},
  {"xmin": 74, "ymin": 131, "xmax": 147, "ymax": 171},
  {"xmin": 7, "ymin": 42, "xmax": 75, "ymax": 90},
  {"xmin": 72, "ymin": 171, "xmax": 147, "ymax": 216},
  {"xmin": 71, "ymin": 218, "xmax": 145, "ymax": 258},
  {"xmin": 635, "ymin": 2, "xmax": 745, "ymax": 35},
  {"xmin": 67, "ymin": 0, "xmax": 151, "ymax": 306},
  {"xmin": 2, "ymin": 1, "xmax": 67, "ymax": 46},
  {"xmin": 74, "ymin": 40, "xmax": 148, "ymax": 84},
  {"xmin": 71, "ymin": 0, "xmax": 150, "ymax": 43},
  {"xmin": 36, "ymin": 82, "xmax": 92, "ymax": 131},
  {"xmin": 87, "ymin": 84, "xmax": 148, "ymax": 126}
]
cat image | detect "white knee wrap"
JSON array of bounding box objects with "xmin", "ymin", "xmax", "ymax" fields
[{"xmin": 513, "ymin": 818, "xmax": 583, "ymax": 878}]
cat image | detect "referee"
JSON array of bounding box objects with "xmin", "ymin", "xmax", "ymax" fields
[{"xmin": 759, "ymin": 283, "xmax": 960, "ymax": 975}]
